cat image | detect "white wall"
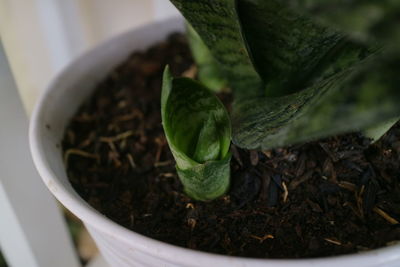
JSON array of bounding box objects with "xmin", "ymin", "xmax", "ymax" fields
[{"xmin": 0, "ymin": 0, "xmax": 178, "ymax": 115}]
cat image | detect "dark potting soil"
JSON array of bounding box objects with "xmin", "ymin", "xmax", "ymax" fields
[{"xmin": 63, "ymin": 33, "xmax": 400, "ymax": 258}]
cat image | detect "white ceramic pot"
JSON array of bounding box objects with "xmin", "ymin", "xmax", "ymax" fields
[{"xmin": 30, "ymin": 17, "xmax": 400, "ymax": 267}]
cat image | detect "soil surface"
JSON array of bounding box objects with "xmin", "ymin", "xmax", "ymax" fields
[{"xmin": 63, "ymin": 33, "xmax": 400, "ymax": 258}]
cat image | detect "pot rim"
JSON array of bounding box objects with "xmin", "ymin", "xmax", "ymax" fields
[{"xmin": 29, "ymin": 17, "xmax": 400, "ymax": 267}]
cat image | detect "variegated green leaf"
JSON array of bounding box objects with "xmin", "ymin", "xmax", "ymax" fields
[
  {"xmin": 170, "ymin": 0, "xmax": 263, "ymax": 98},
  {"xmin": 161, "ymin": 67, "xmax": 231, "ymax": 201},
  {"xmin": 237, "ymin": 0, "xmax": 344, "ymax": 96},
  {"xmin": 233, "ymin": 51, "xmax": 400, "ymax": 149},
  {"xmin": 171, "ymin": 0, "xmax": 350, "ymax": 97},
  {"xmin": 171, "ymin": 0, "xmax": 400, "ymax": 151}
]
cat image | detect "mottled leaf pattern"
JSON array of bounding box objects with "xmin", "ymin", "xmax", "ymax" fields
[
  {"xmin": 171, "ymin": 0, "xmax": 400, "ymax": 150},
  {"xmin": 233, "ymin": 52, "xmax": 400, "ymax": 149},
  {"xmin": 161, "ymin": 67, "xmax": 231, "ymax": 200},
  {"xmin": 170, "ymin": 0, "xmax": 263, "ymax": 98},
  {"xmin": 177, "ymin": 153, "xmax": 231, "ymax": 201},
  {"xmin": 238, "ymin": 0, "xmax": 343, "ymax": 96}
]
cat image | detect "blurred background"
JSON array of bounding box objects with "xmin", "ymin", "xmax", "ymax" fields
[
  {"xmin": 0, "ymin": 1, "xmax": 179, "ymax": 266},
  {"xmin": 0, "ymin": 0, "xmax": 178, "ymax": 115}
]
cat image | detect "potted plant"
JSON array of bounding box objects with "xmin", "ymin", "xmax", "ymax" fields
[{"xmin": 30, "ymin": 0, "xmax": 400, "ymax": 266}]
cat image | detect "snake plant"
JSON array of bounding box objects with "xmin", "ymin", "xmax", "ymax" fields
[{"xmin": 162, "ymin": 0, "xmax": 400, "ymax": 201}]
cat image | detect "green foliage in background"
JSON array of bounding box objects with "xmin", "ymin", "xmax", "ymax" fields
[{"xmin": 186, "ymin": 24, "xmax": 228, "ymax": 92}]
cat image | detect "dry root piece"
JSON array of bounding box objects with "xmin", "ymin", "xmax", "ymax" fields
[
  {"xmin": 63, "ymin": 149, "xmax": 99, "ymax": 169},
  {"xmin": 187, "ymin": 218, "xmax": 197, "ymax": 229},
  {"xmin": 99, "ymin": 130, "xmax": 135, "ymax": 143},
  {"xmin": 282, "ymin": 181, "xmax": 289, "ymax": 203},
  {"xmin": 182, "ymin": 64, "xmax": 198, "ymax": 78},
  {"xmin": 373, "ymin": 207, "xmax": 399, "ymax": 225},
  {"xmin": 154, "ymin": 136, "xmax": 167, "ymax": 163},
  {"xmin": 355, "ymin": 185, "xmax": 365, "ymax": 218},
  {"xmin": 126, "ymin": 154, "xmax": 136, "ymax": 168},
  {"xmin": 338, "ymin": 181, "xmax": 357, "ymax": 192},
  {"xmin": 160, "ymin": 173, "xmax": 175, "ymax": 179},
  {"xmin": 154, "ymin": 160, "xmax": 173, "ymax": 167},
  {"xmin": 324, "ymin": 238, "xmax": 342, "ymax": 246},
  {"xmin": 250, "ymin": 234, "xmax": 274, "ymax": 243},
  {"xmin": 186, "ymin": 203, "xmax": 195, "ymax": 209}
]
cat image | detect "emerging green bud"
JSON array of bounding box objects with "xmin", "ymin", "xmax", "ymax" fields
[{"xmin": 161, "ymin": 67, "xmax": 231, "ymax": 201}]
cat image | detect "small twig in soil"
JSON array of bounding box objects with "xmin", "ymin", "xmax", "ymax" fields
[
  {"xmin": 182, "ymin": 64, "xmax": 197, "ymax": 78},
  {"xmin": 289, "ymin": 170, "xmax": 313, "ymax": 190},
  {"xmin": 222, "ymin": 195, "xmax": 231, "ymax": 204},
  {"xmin": 322, "ymin": 159, "xmax": 337, "ymax": 183},
  {"xmin": 119, "ymin": 138, "xmax": 127, "ymax": 150},
  {"xmin": 187, "ymin": 218, "xmax": 197, "ymax": 229},
  {"xmin": 160, "ymin": 173, "xmax": 175, "ymax": 178},
  {"xmin": 99, "ymin": 130, "xmax": 135, "ymax": 143},
  {"xmin": 126, "ymin": 154, "xmax": 136, "ymax": 168},
  {"xmin": 373, "ymin": 207, "xmax": 400, "ymax": 225},
  {"xmin": 154, "ymin": 136, "xmax": 166, "ymax": 163},
  {"xmin": 64, "ymin": 149, "xmax": 99, "ymax": 169},
  {"xmin": 108, "ymin": 149, "xmax": 122, "ymax": 167},
  {"xmin": 282, "ymin": 181, "xmax": 289, "ymax": 203},
  {"xmin": 262, "ymin": 150, "xmax": 272, "ymax": 158},
  {"xmin": 355, "ymin": 185, "xmax": 365, "ymax": 218},
  {"xmin": 117, "ymin": 100, "xmax": 127, "ymax": 109},
  {"xmin": 104, "ymin": 141, "xmax": 123, "ymax": 167},
  {"xmin": 250, "ymin": 234, "xmax": 274, "ymax": 243},
  {"xmin": 186, "ymin": 203, "xmax": 195, "ymax": 209},
  {"xmin": 154, "ymin": 160, "xmax": 173, "ymax": 167},
  {"xmin": 324, "ymin": 238, "xmax": 342, "ymax": 246},
  {"xmin": 338, "ymin": 181, "xmax": 357, "ymax": 192},
  {"xmin": 105, "ymin": 140, "xmax": 118, "ymax": 153},
  {"xmin": 78, "ymin": 132, "xmax": 95, "ymax": 148}
]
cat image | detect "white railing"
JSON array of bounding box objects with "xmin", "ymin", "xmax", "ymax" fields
[
  {"xmin": 0, "ymin": 1, "xmax": 178, "ymax": 266},
  {"xmin": 0, "ymin": 41, "xmax": 81, "ymax": 267}
]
